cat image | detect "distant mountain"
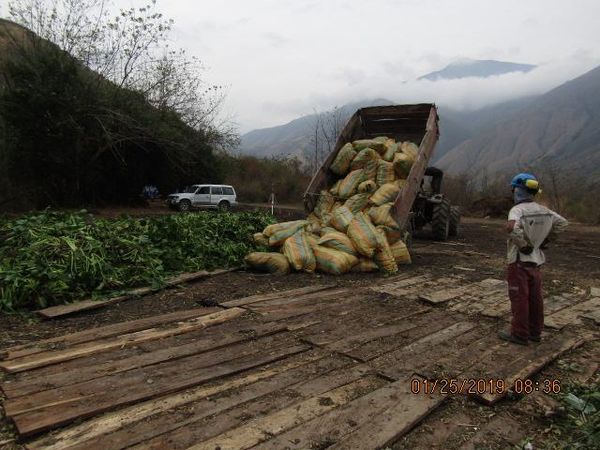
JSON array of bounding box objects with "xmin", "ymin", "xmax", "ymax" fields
[
  {"xmin": 419, "ymin": 59, "xmax": 536, "ymax": 81},
  {"xmin": 434, "ymin": 97, "xmax": 537, "ymax": 163},
  {"xmin": 238, "ymin": 98, "xmax": 393, "ymax": 159},
  {"xmin": 238, "ymin": 95, "xmax": 540, "ymax": 167},
  {"xmin": 437, "ymin": 64, "xmax": 600, "ymax": 177}
]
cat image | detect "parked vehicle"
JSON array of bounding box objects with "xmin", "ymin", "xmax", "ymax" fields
[{"xmin": 166, "ymin": 184, "xmax": 237, "ymax": 212}]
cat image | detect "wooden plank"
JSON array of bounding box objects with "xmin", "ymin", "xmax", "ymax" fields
[
  {"xmin": 545, "ymin": 297, "xmax": 600, "ymax": 329},
  {"xmin": 164, "ymin": 268, "xmax": 237, "ymax": 286},
  {"xmin": 2, "ymin": 317, "xmax": 279, "ymax": 389},
  {"xmin": 369, "ymin": 275, "xmax": 430, "ymax": 294},
  {"xmin": 125, "ymin": 363, "xmax": 374, "ymax": 450},
  {"xmin": 300, "ymin": 307, "xmax": 430, "ymax": 347},
  {"xmin": 0, "ymin": 308, "xmax": 244, "ymax": 373},
  {"xmin": 420, "ymin": 281, "xmax": 479, "ymax": 304},
  {"xmin": 544, "ymin": 294, "xmax": 580, "ymax": 315},
  {"xmin": 26, "ymin": 350, "xmax": 333, "ymax": 450},
  {"xmin": 369, "ymin": 322, "xmax": 479, "ymax": 380},
  {"xmin": 325, "ymin": 321, "xmax": 426, "ymax": 354},
  {"xmin": 35, "ymin": 269, "xmax": 234, "ymax": 319},
  {"xmin": 5, "ymin": 334, "xmax": 298, "ymax": 416},
  {"xmin": 185, "ymin": 376, "xmax": 384, "ymax": 450},
  {"xmin": 581, "ymin": 309, "xmax": 600, "ymax": 324},
  {"xmin": 480, "ymin": 292, "xmax": 511, "ymax": 318},
  {"xmin": 251, "ymin": 375, "xmax": 440, "ymax": 450},
  {"xmin": 459, "ymin": 334, "xmax": 583, "ymax": 404},
  {"xmin": 0, "ymin": 307, "xmax": 222, "ymax": 361},
  {"xmin": 327, "ymin": 378, "xmax": 444, "ymax": 449},
  {"xmin": 2, "ymin": 322, "xmax": 287, "ymax": 398},
  {"xmin": 257, "ymin": 294, "xmax": 366, "ymax": 323},
  {"xmin": 247, "ymin": 288, "xmax": 353, "ymax": 312},
  {"xmin": 344, "ymin": 311, "xmax": 459, "ymax": 362},
  {"xmin": 477, "ymin": 336, "xmax": 585, "ymax": 405},
  {"xmin": 220, "ymin": 284, "xmax": 337, "ymax": 308},
  {"xmin": 10, "ymin": 344, "xmax": 310, "ymax": 437}
]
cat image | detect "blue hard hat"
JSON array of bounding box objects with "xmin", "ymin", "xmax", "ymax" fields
[{"xmin": 511, "ymin": 173, "xmax": 538, "ymax": 189}]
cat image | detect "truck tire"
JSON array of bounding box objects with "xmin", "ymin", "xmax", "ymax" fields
[
  {"xmin": 178, "ymin": 199, "xmax": 191, "ymax": 212},
  {"xmin": 449, "ymin": 206, "xmax": 461, "ymax": 238},
  {"xmin": 431, "ymin": 198, "xmax": 450, "ymax": 241},
  {"xmin": 218, "ymin": 201, "xmax": 230, "ymax": 212}
]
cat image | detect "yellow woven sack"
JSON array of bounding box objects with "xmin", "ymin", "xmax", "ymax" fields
[
  {"xmin": 382, "ymin": 141, "xmax": 398, "ymax": 162},
  {"xmin": 318, "ymin": 230, "xmax": 358, "ymax": 256},
  {"xmin": 282, "ymin": 231, "xmax": 317, "ymax": 273},
  {"xmin": 361, "ymin": 158, "xmax": 379, "ymax": 181},
  {"xmin": 400, "ymin": 141, "xmax": 419, "ymax": 160},
  {"xmin": 370, "ymin": 182, "xmax": 400, "ymax": 206},
  {"xmin": 330, "ymin": 143, "xmax": 357, "ymax": 175},
  {"xmin": 350, "ymin": 147, "xmax": 380, "ymax": 170},
  {"xmin": 330, "ymin": 205, "xmax": 354, "ymax": 232},
  {"xmin": 313, "ymin": 245, "xmax": 358, "ymax": 275},
  {"xmin": 345, "ymin": 193, "xmax": 370, "ymax": 214},
  {"xmin": 377, "ymin": 160, "xmax": 395, "ymax": 186},
  {"xmin": 374, "ymin": 228, "xmax": 399, "ymax": 274},
  {"xmin": 368, "ymin": 203, "xmax": 400, "ymax": 229},
  {"xmin": 263, "ymin": 220, "xmax": 308, "ymax": 237},
  {"xmin": 320, "ymin": 226, "xmax": 338, "ymax": 236},
  {"xmin": 338, "ymin": 169, "xmax": 364, "ymax": 199},
  {"xmin": 352, "ymin": 139, "xmax": 386, "ymax": 153},
  {"xmin": 329, "ymin": 180, "xmax": 342, "ymax": 197},
  {"xmin": 245, "ymin": 252, "xmax": 290, "ymax": 274},
  {"xmin": 307, "ymin": 213, "xmax": 322, "ymax": 235},
  {"xmin": 358, "ymin": 180, "xmax": 377, "ymax": 194},
  {"xmin": 253, "ymin": 232, "xmax": 269, "ymax": 247},
  {"xmin": 381, "ymin": 226, "xmax": 403, "ymax": 244},
  {"xmin": 390, "ymin": 240, "xmax": 412, "ymax": 265},
  {"xmin": 393, "ymin": 152, "xmax": 413, "ymax": 179},
  {"xmin": 268, "ymin": 221, "xmax": 309, "ymax": 247},
  {"xmin": 314, "ymin": 190, "xmax": 335, "ymax": 218},
  {"xmin": 351, "ymin": 258, "xmax": 379, "ymax": 272},
  {"xmin": 320, "ymin": 212, "xmax": 333, "ymax": 227},
  {"xmin": 305, "ymin": 233, "xmax": 319, "ymax": 248},
  {"xmin": 347, "ymin": 212, "xmax": 379, "ymax": 258}
]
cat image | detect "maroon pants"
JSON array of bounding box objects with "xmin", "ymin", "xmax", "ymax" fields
[{"xmin": 507, "ymin": 262, "xmax": 543, "ymax": 340}]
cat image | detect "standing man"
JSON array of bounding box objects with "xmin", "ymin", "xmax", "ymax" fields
[{"xmin": 498, "ymin": 173, "xmax": 568, "ymax": 345}]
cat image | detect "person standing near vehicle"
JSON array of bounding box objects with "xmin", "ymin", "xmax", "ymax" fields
[{"xmin": 498, "ymin": 173, "xmax": 568, "ymax": 345}]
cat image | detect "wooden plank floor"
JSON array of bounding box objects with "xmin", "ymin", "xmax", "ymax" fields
[{"xmin": 0, "ymin": 277, "xmax": 593, "ymax": 449}]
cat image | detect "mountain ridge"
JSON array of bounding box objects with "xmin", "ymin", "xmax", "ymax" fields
[
  {"xmin": 419, "ymin": 59, "xmax": 536, "ymax": 81},
  {"xmin": 437, "ymin": 64, "xmax": 600, "ymax": 178}
]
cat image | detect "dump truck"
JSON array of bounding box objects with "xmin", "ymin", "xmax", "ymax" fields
[{"xmin": 304, "ymin": 103, "xmax": 460, "ymax": 243}]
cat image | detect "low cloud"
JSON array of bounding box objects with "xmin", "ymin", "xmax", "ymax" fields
[{"xmin": 240, "ymin": 53, "xmax": 598, "ymax": 131}]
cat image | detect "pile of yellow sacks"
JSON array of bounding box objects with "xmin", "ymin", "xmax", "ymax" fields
[{"xmin": 245, "ymin": 137, "xmax": 416, "ymax": 275}]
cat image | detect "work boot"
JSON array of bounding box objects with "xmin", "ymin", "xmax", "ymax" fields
[
  {"xmin": 529, "ymin": 335, "xmax": 542, "ymax": 342},
  {"xmin": 497, "ymin": 330, "xmax": 528, "ymax": 346}
]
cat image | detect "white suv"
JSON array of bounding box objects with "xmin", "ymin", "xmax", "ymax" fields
[{"xmin": 166, "ymin": 184, "xmax": 238, "ymax": 212}]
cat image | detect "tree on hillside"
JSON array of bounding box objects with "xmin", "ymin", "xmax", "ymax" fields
[
  {"xmin": 6, "ymin": 0, "xmax": 235, "ymax": 146},
  {"xmin": 0, "ymin": 2, "xmax": 231, "ymax": 208},
  {"xmin": 306, "ymin": 106, "xmax": 344, "ymax": 174}
]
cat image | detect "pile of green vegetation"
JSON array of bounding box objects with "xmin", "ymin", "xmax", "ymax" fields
[{"xmin": 0, "ymin": 210, "xmax": 274, "ymax": 312}]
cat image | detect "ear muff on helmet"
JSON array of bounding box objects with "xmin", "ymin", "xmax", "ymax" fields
[{"xmin": 524, "ymin": 179, "xmax": 539, "ymax": 190}]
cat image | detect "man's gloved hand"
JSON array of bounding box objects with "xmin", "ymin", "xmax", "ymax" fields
[
  {"xmin": 520, "ymin": 246, "xmax": 534, "ymax": 255},
  {"xmin": 540, "ymin": 238, "xmax": 550, "ymax": 249}
]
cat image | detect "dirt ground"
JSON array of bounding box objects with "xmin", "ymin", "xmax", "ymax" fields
[{"xmin": 1, "ymin": 216, "xmax": 599, "ymax": 449}]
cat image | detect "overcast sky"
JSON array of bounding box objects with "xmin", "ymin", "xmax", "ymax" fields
[{"xmin": 2, "ymin": 0, "xmax": 600, "ymax": 133}]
